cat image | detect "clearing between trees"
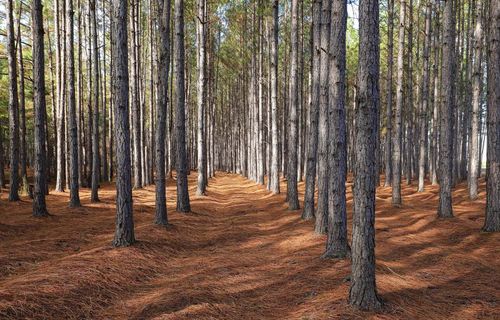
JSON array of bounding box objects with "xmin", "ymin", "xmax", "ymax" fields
[{"xmin": 0, "ymin": 173, "xmax": 498, "ymax": 319}]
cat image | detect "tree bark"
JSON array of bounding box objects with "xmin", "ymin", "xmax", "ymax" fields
[
  {"xmin": 469, "ymin": 0, "xmax": 482, "ymax": 200},
  {"xmin": 437, "ymin": 0, "xmax": 456, "ymax": 219},
  {"xmin": 155, "ymin": 0, "xmax": 171, "ymax": 225},
  {"xmin": 315, "ymin": 0, "xmax": 331, "ymax": 234},
  {"xmin": 67, "ymin": 0, "xmax": 81, "ymax": 207},
  {"xmin": 174, "ymin": 0, "xmax": 191, "ymax": 213},
  {"xmin": 287, "ymin": 0, "xmax": 300, "ymax": 210},
  {"xmin": 7, "ymin": 0, "xmax": 20, "ymax": 201},
  {"xmin": 323, "ymin": 0, "xmax": 350, "ymax": 259},
  {"xmin": 196, "ymin": 0, "xmax": 208, "ymax": 195},
  {"xmin": 91, "ymin": 0, "xmax": 100, "ymax": 202},
  {"xmin": 131, "ymin": 0, "xmax": 143, "ymax": 189},
  {"xmin": 483, "ymin": 0, "xmax": 500, "ymax": 232},
  {"xmin": 302, "ymin": 0, "xmax": 321, "ymax": 220},
  {"xmin": 16, "ymin": 4, "xmax": 28, "ymax": 196},
  {"xmin": 385, "ymin": 0, "xmax": 394, "ymax": 187},
  {"xmin": 417, "ymin": 0, "xmax": 432, "ymax": 192},
  {"xmin": 112, "ymin": 0, "xmax": 135, "ymax": 246},
  {"xmin": 32, "ymin": 0, "xmax": 50, "ymax": 216},
  {"xmin": 269, "ymin": 0, "xmax": 280, "ymax": 194},
  {"xmin": 392, "ymin": 0, "xmax": 405, "ymax": 205},
  {"xmin": 349, "ymin": 0, "xmax": 382, "ymax": 309},
  {"xmin": 55, "ymin": 0, "xmax": 66, "ymax": 193}
]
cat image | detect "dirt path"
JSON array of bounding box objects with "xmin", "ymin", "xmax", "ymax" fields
[{"xmin": 0, "ymin": 173, "xmax": 499, "ymax": 319}]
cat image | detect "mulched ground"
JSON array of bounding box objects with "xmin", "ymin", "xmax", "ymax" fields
[{"xmin": 0, "ymin": 173, "xmax": 498, "ymax": 319}]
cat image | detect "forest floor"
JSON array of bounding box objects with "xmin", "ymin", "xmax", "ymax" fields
[{"xmin": 0, "ymin": 173, "xmax": 499, "ymax": 320}]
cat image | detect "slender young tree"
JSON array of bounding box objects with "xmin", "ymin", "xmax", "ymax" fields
[
  {"xmin": 67, "ymin": 0, "xmax": 81, "ymax": 207},
  {"xmin": 32, "ymin": 0, "xmax": 49, "ymax": 217},
  {"xmin": 196, "ymin": 0, "xmax": 208, "ymax": 196},
  {"xmin": 131, "ymin": 0, "xmax": 142, "ymax": 189},
  {"xmin": 417, "ymin": 0, "xmax": 432, "ymax": 192},
  {"xmin": 287, "ymin": 0, "xmax": 300, "ymax": 210},
  {"xmin": 16, "ymin": 4, "xmax": 29, "ymax": 195},
  {"xmin": 437, "ymin": 0, "xmax": 456, "ymax": 219},
  {"xmin": 270, "ymin": 0, "xmax": 280, "ymax": 194},
  {"xmin": 483, "ymin": 0, "xmax": 499, "ymax": 232},
  {"xmin": 174, "ymin": 0, "xmax": 191, "ymax": 213},
  {"xmin": 469, "ymin": 0, "xmax": 483, "ymax": 200},
  {"xmin": 55, "ymin": 0, "xmax": 66, "ymax": 192},
  {"xmin": 315, "ymin": 0, "xmax": 331, "ymax": 234},
  {"xmin": 90, "ymin": 0, "xmax": 100, "ymax": 202},
  {"xmin": 349, "ymin": 0, "xmax": 382, "ymax": 309},
  {"xmin": 112, "ymin": 0, "xmax": 135, "ymax": 246},
  {"xmin": 392, "ymin": 0, "xmax": 405, "ymax": 205},
  {"xmin": 302, "ymin": 0, "xmax": 321, "ymax": 220},
  {"xmin": 7, "ymin": 0, "xmax": 20, "ymax": 201},
  {"xmin": 324, "ymin": 0, "xmax": 349, "ymax": 259},
  {"xmin": 384, "ymin": 0, "xmax": 394, "ymax": 187},
  {"xmin": 155, "ymin": 0, "xmax": 171, "ymax": 226}
]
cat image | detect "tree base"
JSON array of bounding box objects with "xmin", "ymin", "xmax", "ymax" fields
[
  {"xmin": 321, "ymin": 247, "xmax": 351, "ymax": 260},
  {"xmin": 301, "ymin": 211, "xmax": 314, "ymax": 221},
  {"xmin": 112, "ymin": 238, "xmax": 135, "ymax": 247},
  {"xmin": 482, "ymin": 224, "xmax": 500, "ymax": 233},
  {"xmin": 349, "ymin": 285, "xmax": 382, "ymax": 311},
  {"xmin": 69, "ymin": 201, "xmax": 82, "ymax": 208}
]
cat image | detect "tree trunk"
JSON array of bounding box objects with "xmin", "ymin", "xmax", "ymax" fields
[
  {"xmin": 384, "ymin": 0, "xmax": 394, "ymax": 187},
  {"xmin": 323, "ymin": 0, "xmax": 350, "ymax": 259},
  {"xmin": 431, "ymin": 3, "xmax": 441, "ymax": 186},
  {"xmin": 155, "ymin": 0, "xmax": 171, "ymax": 225},
  {"xmin": 270, "ymin": 0, "xmax": 280, "ymax": 194},
  {"xmin": 469, "ymin": 0, "xmax": 482, "ymax": 200},
  {"xmin": 67, "ymin": 0, "xmax": 81, "ymax": 207},
  {"xmin": 349, "ymin": 0, "xmax": 382, "ymax": 309},
  {"xmin": 417, "ymin": 0, "xmax": 432, "ymax": 192},
  {"xmin": 91, "ymin": 0, "xmax": 100, "ymax": 202},
  {"xmin": 302, "ymin": 0, "xmax": 321, "ymax": 220},
  {"xmin": 315, "ymin": 0, "xmax": 331, "ymax": 234},
  {"xmin": 131, "ymin": 0, "xmax": 143, "ymax": 189},
  {"xmin": 437, "ymin": 0, "xmax": 456, "ymax": 219},
  {"xmin": 16, "ymin": 4, "xmax": 28, "ymax": 196},
  {"xmin": 287, "ymin": 0, "xmax": 300, "ymax": 210},
  {"xmin": 7, "ymin": 0, "xmax": 20, "ymax": 201},
  {"xmin": 102, "ymin": 1, "xmax": 109, "ymax": 182},
  {"xmin": 392, "ymin": 0, "xmax": 405, "ymax": 205},
  {"xmin": 406, "ymin": 0, "xmax": 414, "ymax": 186},
  {"xmin": 483, "ymin": 0, "xmax": 500, "ymax": 232},
  {"xmin": 55, "ymin": 0, "xmax": 66, "ymax": 192},
  {"xmin": 32, "ymin": 0, "xmax": 50, "ymax": 216},
  {"xmin": 174, "ymin": 0, "xmax": 191, "ymax": 212},
  {"xmin": 112, "ymin": 0, "xmax": 135, "ymax": 246},
  {"xmin": 196, "ymin": 0, "xmax": 208, "ymax": 195}
]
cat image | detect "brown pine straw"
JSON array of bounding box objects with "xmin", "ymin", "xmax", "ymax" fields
[{"xmin": 0, "ymin": 173, "xmax": 498, "ymax": 319}]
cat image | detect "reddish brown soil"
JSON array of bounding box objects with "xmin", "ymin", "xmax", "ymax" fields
[{"xmin": 0, "ymin": 173, "xmax": 498, "ymax": 319}]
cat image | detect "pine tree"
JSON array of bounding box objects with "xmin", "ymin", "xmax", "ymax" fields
[
  {"xmin": 196, "ymin": 0, "xmax": 208, "ymax": 196},
  {"xmin": 437, "ymin": 0, "xmax": 456, "ymax": 219},
  {"xmin": 174, "ymin": 0, "xmax": 191, "ymax": 213},
  {"xmin": 323, "ymin": 0, "xmax": 350, "ymax": 259},
  {"xmin": 349, "ymin": 0, "xmax": 382, "ymax": 310},
  {"xmin": 302, "ymin": 0, "xmax": 321, "ymax": 220},
  {"xmin": 112, "ymin": 0, "xmax": 135, "ymax": 246},
  {"xmin": 67, "ymin": 0, "xmax": 82, "ymax": 207},
  {"xmin": 483, "ymin": 0, "xmax": 499, "ymax": 232},
  {"xmin": 32, "ymin": 0, "xmax": 50, "ymax": 217},
  {"xmin": 287, "ymin": 0, "xmax": 300, "ymax": 210},
  {"xmin": 7, "ymin": 0, "xmax": 20, "ymax": 202},
  {"xmin": 155, "ymin": 0, "xmax": 171, "ymax": 226}
]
